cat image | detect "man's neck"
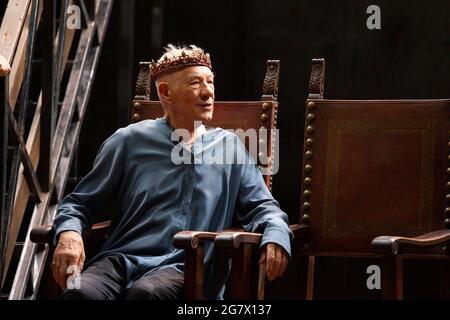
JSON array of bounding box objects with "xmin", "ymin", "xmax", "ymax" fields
[{"xmin": 164, "ymin": 116, "xmax": 206, "ymax": 145}]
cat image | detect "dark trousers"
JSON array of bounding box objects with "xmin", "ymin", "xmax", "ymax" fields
[{"xmin": 61, "ymin": 255, "xmax": 184, "ymax": 300}]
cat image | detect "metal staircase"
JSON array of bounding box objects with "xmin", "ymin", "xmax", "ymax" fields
[{"xmin": 0, "ymin": 0, "xmax": 113, "ymax": 300}]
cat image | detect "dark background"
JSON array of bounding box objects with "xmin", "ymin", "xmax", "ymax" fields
[{"xmin": 78, "ymin": 0, "xmax": 450, "ymax": 299}]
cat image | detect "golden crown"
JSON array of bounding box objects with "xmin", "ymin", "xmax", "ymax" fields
[{"xmin": 150, "ymin": 50, "xmax": 212, "ymax": 79}]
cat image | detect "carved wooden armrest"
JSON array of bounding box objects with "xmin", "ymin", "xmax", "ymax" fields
[
  {"xmin": 30, "ymin": 225, "xmax": 55, "ymax": 244},
  {"xmin": 30, "ymin": 220, "xmax": 112, "ymax": 245},
  {"xmin": 172, "ymin": 230, "xmax": 219, "ymax": 250},
  {"xmin": 214, "ymin": 224, "xmax": 307, "ymax": 249},
  {"xmin": 214, "ymin": 231, "xmax": 262, "ymax": 249},
  {"xmin": 371, "ymin": 229, "xmax": 450, "ymax": 255}
]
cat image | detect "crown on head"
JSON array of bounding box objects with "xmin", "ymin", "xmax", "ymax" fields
[{"xmin": 150, "ymin": 48, "xmax": 212, "ymax": 79}]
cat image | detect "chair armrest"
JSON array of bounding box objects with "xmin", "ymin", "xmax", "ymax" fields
[
  {"xmin": 172, "ymin": 228, "xmax": 247, "ymax": 250},
  {"xmin": 214, "ymin": 224, "xmax": 307, "ymax": 249},
  {"xmin": 173, "ymin": 231, "xmax": 219, "ymax": 250},
  {"xmin": 30, "ymin": 225, "xmax": 55, "ymax": 244},
  {"xmin": 30, "ymin": 220, "xmax": 112, "ymax": 245},
  {"xmin": 289, "ymin": 223, "xmax": 310, "ymax": 238},
  {"xmin": 215, "ymin": 231, "xmax": 262, "ymax": 249},
  {"xmin": 372, "ymin": 229, "xmax": 450, "ymax": 255}
]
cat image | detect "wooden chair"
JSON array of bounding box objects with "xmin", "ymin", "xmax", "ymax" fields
[
  {"xmin": 30, "ymin": 59, "xmax": 282, "ymax": 299},
  {"xmin": 218, "ymin": 58, "xmax": 450, "ymax": 299},
  {"xmin": 303, "ymin": 59, "xmax": 450, "ymax": 299}
]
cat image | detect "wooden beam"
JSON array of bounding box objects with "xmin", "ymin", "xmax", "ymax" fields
[
  {"xmin": 7, "ymin": 109, "xmax": 42, "ymax": 200},
  {"xmin": 2, "ymin": 25, "xmax": 75, "ymax": 286},
  {"xmin": 0, "ymin": 0, "xmax": 31, "ymax": 63},
  {"xmin": 10, "ymin": 2, "xmax": 43, "ymax": 110}
]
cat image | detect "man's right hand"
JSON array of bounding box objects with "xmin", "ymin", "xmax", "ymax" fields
[{"xmin": 51, "ymin": 231, "xmax": 85, "ymax": 289}]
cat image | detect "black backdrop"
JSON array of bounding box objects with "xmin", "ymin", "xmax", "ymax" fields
[{"xmin": 78, "ymin": 0, "xmax": 450, "ymax": 299}]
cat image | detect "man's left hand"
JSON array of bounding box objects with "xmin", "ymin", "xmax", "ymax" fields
[{"xmin": 259, "ymin": 243, "xmax": 289, "ymax": 281}]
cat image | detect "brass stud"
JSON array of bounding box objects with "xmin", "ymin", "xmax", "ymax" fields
[
  {"xmin": 448, "ymin": 142, "xmax": 450, "ymax": 147},
  {"xmin": 301, "ymin": 214, "xmax": 310, "ymax": 224},
  {"xmin": 447, "ymin": 168, "xmax": 450, "ymax": 175},
  {"xmin": 446, "ymin": 218, "xmax": 450, "ymax": 228},
  {"xmin": 306, "ymin": 126, "xmax": 315, "ymax": 134},
  {"xmin": 304, "ymin": 164, "xmax": 312, "ymax": 173},
  {"xmin": 133, "ymin": 101, "xmax": 141, "ymax": 110},
  {"xmin": 306, "ymin": 113, "xmax": 316, "ymax": 123},
  {"xmin": 132, "ymin": 113, "xmax": 141, "ymax": 122},
  {"xmin": 262, "ymin": 102, "xmax": 270, "ymax": 111},
  {"xmin": 305, "ymin": 151, "xmax": 313, "ymax": 160},
  {"xmin": 305, "ymin": 138, "xmax": 314, "ymax": 146},
  {"xmin": 303, "ymin": 189, "xmax": 312, "ymax": 199},
  {"xmin": 307, "ymin": 101, "xmax": 315, "ymax": 110},
  {"xmin": 447, "ymin": 181, "xmax": 450, "ymax": 188},
  {"xmin": 259, "ymin": 139, "xmax": 266, "ymax": 146},
  {"xmin": 303, "ymin": 202, "xmax": 311, "ymax": 211},
  {"xmin": 304, "ymin": 177, "xmax": 312, "ymax": 186},
  {"xmin": 261, "ymin": 113, "xmax": 269, "ymax": 122},
  {"xmin": 446, "ymin": 194, "xmax": 450, "ymax": 203},
  {"xmin": 445, "ymin": 207, "xmax": 450, "ymax": 217}
]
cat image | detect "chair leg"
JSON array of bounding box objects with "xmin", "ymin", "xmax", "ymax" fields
[
  {"xmin": 230, "ymin": 244, "xmax": 253, "ymax": 299},
  {"xmin": 395, "ymin": 256, "xmax": 403, "ymax": 299},
  {"xmin": 439, "ymin": 259, "xmax": 450, "ymax": 299},
  {"xmin": 257, "ymin": 262, "xmax": 266, "ymax": 300},
  {"xmin": 306, "ymin": 256, "xmax": 315, "ymax": 300},
  {"xmin": 184, "ymin": 245, "xmax": 204, "ymax": 299},
  {"xmin": 381, "ymin": 256, "xmax": 402, "ymax": 299}
]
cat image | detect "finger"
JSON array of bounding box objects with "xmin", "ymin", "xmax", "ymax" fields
[
  {"xmin": 265, "ymin": 244, "xmax": 276, "ymax": 281},
  {"xmin": 78, "ymin": 251, "xmax": 85, "ymax": 272},
  {"xmin": 51, "ymin": 261, "xmax": 58, "ymax": 284},
  {"xmin": 280, "ymin": 254, "xmax": 289, "ymax": 276},
  {"xmin": 272, "ymin": 246, "xmax": 282, "ymax": 278},
  {"xmin": 275, "ymin": 252, "xmax": 288, "ymax": 278},
  {"xmin": 52, "ymin": 260, "xmax": 64, "ymax": 289},
  {"xmin": 58, "ymin": 262, "xmax": 69, "ymax": 289},
  {"xmin": 68, "ymin": 254, "xmax": 78, "ymax": 266},
  {"xmin": 258, "ymin": 248, "xmax": 266, "ymax": 265}
]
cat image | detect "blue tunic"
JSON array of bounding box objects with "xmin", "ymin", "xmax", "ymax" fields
[{"xmin": 53, "ymin": 117, "xmax": 292, "ymax": 299}]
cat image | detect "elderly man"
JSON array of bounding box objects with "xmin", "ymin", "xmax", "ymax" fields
[
  {"xmin": 0, "ymin": 54, "xmax": 11, "ymax": 76},
  {"xmin": 52, "ymin": 44, "xmax": 292, "ymax": 300}
]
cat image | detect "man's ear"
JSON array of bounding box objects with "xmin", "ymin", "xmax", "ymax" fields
[{"xmin": 157, "ymin": 82, "xmax": 172, "ymax": 104}]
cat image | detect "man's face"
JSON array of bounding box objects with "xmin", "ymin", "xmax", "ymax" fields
[{"xmin": 168, "ymin": 66, "xmax": 215, "ymax": 127}]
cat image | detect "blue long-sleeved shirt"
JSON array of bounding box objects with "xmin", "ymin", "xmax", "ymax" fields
[{"xmin": 53, "ymin": 117, "xmax": 292, "ymax": 299}]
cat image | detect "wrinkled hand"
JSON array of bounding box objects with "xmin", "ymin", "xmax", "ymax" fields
[
  {"xmin": 51, "ymin": 231, "xmax": 85, "ymax": 289},
  {"xmin": 0, "ymin": 55, "xmax": 11, "ymax": 77},
  {"xmin": 259, "ymin": 243, "xmax": 289, "ymax": 281}
]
